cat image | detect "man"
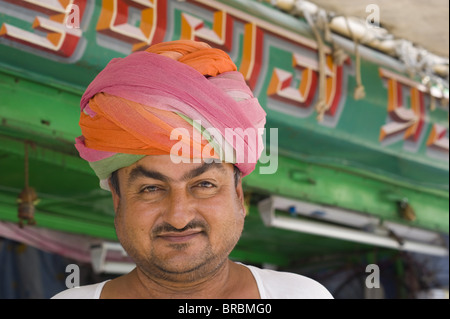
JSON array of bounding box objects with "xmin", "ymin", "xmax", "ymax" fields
[{"xmin": 52, "ymin": 40, "xmax": 333, "ymax": 299}]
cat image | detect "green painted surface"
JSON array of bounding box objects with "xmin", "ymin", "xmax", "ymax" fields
[{"xmin": 0, "ymin": 0, "xmax": 448, "ymax": 266}]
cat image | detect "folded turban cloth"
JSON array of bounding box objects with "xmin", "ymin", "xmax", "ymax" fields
[{"xmin": 75, "ymin": 40, "xmax": 267, "ymax": 190}]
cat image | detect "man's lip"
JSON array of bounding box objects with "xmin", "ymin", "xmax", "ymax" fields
[{"xmin": 157, "ymin": 230, "xmax": 204, "ymax": 242}]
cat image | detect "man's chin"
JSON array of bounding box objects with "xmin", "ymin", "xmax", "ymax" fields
[{"xmin": 146, "ymin": 249, "xmax": 223, "ymax": 283}]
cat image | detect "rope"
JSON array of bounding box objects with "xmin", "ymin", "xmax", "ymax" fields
[
  {"xmin": 303, "ymin": 10, "xmax": 328, "ymax": 122},
  {"xmin": 344, "ymin": 17, "xmax": 365, "ymax": 100},
  {"xmin": 332, "ymin": 42, "xmax": 349, "ymax": 66},
  {"xmin": 425, "ymin": 81, "xmax": 436, "ymax": 111}
]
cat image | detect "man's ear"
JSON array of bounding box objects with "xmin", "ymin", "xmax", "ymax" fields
[
  {"xmin": 235, "ymin": 180, "xmax": 246, "ymax": 217},
  {"xmin": 108, "ymin": 178, "xmax": 120, "ymax": 213}
]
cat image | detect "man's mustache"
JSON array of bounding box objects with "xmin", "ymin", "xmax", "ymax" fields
[{"xmin": 152, "ymin": 219, "xmax": 209, "ymax": 236}]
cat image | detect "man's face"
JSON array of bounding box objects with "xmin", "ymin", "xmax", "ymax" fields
[{"xmin": 111, "ymin": 155, "xmax": 246, "ymax": 283}]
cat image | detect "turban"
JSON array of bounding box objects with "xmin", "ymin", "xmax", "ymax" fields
[{"xmin": 75, "ymin": 40, "xmax": 267, "ymax": 190}]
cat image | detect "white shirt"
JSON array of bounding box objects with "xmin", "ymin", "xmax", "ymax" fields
[{"xmin": 51, "ymin": 263, "xmax": 333, "ymax": 299}]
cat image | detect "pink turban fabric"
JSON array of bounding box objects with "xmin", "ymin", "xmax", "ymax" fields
[{"xmin": 75, "ymin": 40, "xmax": 266, "ymax": 190}]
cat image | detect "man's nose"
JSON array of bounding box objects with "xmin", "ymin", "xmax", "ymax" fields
[{"xmin": 162, "ymin": 187, "xmax": 196, "ymax": 230}]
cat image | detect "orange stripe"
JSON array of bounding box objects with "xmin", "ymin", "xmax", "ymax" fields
[{"xmin": 80, "ymin": 93, "xmax": 217, "ymax": 159}]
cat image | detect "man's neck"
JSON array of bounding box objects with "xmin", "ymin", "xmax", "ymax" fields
[{"xmin": 101, "ymin": 260, "xmax": 259, "ymax": 299}]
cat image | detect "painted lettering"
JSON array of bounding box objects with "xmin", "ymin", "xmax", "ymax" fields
[{"xmin": 0, "ymin": 0, "xmax": 87, "ymax": 58}]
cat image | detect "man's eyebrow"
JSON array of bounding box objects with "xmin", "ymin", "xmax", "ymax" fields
[
  {"xmin": 127, "ymin": 162, "xmax": 226, "ymax": 185},
  {"xmin": 181, "ymin": 161, "xmax": 227, "ymax": 181},
  {"xmin": 128, "ymin": 165, "xmax": 172, "ymax": 185}
]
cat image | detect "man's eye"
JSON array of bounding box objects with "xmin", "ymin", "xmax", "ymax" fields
[
  {"xmin": 141, "ymin": 185, "xmax": 161, "ymax": 193},
  {"xmin": 196, "ymin": 181, "xmax": 216, "ymax": 188}
]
